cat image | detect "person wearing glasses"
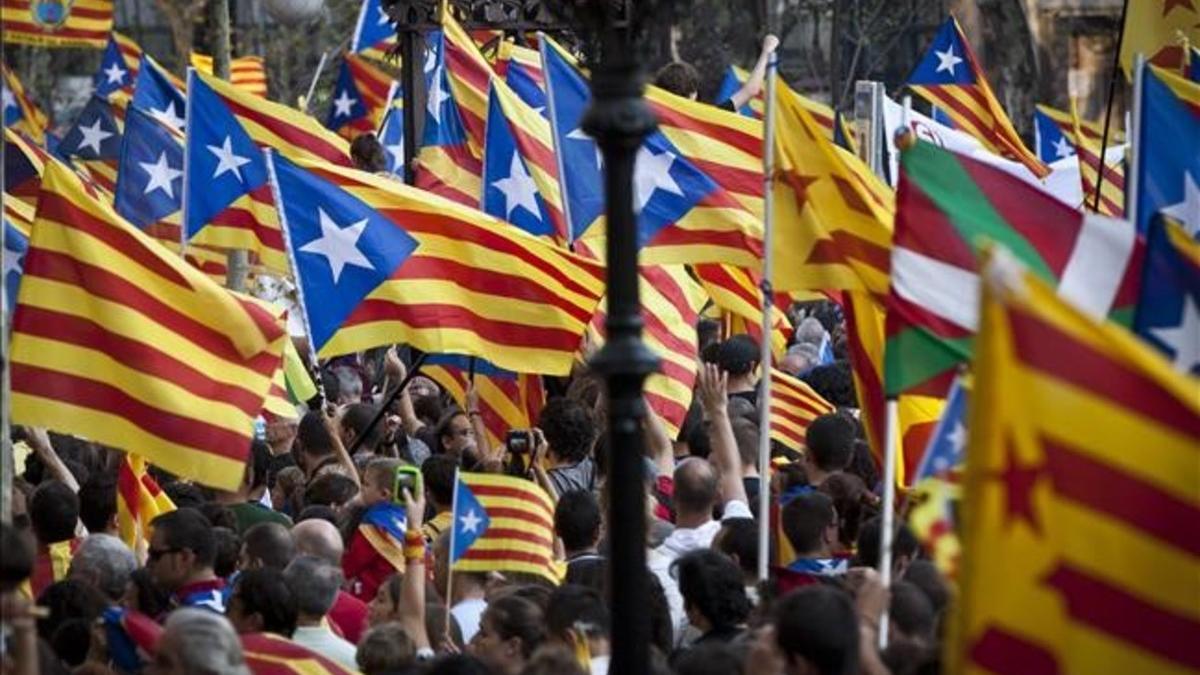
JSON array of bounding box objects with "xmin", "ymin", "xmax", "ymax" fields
[{"xmin": 147, "ymin": 508, "xmax": 226, "ymax": 614}]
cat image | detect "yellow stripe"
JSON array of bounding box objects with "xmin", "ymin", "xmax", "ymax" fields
[
  {"xmin": 12, "ymin": 393, "xmax": 248, "ymax": 488},
  {"xmin": 453, "ymin": 558, "xmax": 560, "ymax": 582},
  {"xmin": 415, "ymin": 146, "xmax": 483, "ymax": 201},
  {"xmin": 463, "ymin": 472, "xmax": 554, "ymax": 510}
]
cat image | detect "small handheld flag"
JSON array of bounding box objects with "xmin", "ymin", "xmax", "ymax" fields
[{"xmin": 450, "ymin": 471, "xmax": 560, "ymax": 583}]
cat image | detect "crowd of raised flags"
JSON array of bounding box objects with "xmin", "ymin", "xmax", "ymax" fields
[{"xmin": 0, "ymin": 0, "xmax": 1198, "ymax": 673}]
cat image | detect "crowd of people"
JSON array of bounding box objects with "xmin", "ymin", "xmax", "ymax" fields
[{"xmin": 0, "ymin": 295, "xmax": 951, "ymax": 675}]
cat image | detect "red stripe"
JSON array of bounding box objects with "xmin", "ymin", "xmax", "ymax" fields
[
  {"xmin": 955, "ymin": 161, "xmax": 1080, "ymax": 276},
  {"xmin": 366, "ymin": 207, "xmax": 602, "ymax": 300},
  {"xmin": 650, "ymin": 101, "xmax": 761, "ymax": 158},
  {"xmin": 688, "ymin": 158, "xmax": 761, "ymax": 200},
  {"xmin": 843, "ymin": 294, "xmax": 886, "ymax": 467},
  {"xmin": 1007, "ymin": 306, "xmax": 1200, "ymax": 435},
  {"xmin": 467, "ymin": 481, "xmax": 552, "ymax": 506},
  {"xmin": 345, "ymin": 299, "xmax": 585, "ymax": 351},
  {"xmin": 14, "ymin": 306, "xmax": 268, "ymax": 413},
  {"xmin": 894, "ymin": 164, "xmax": 980, "ymax": 266},
  {"xmin": 774, "ymin": 389, "xmax": 833, "ymax": 418},
  {"xmin": 642, "ymin": 267, "xmax": 699, "ymax": 322},
  {"xmin": 37, "ymin": 190, "xmax": 191, "ymax": 287},
  {"xmin": 647, "ymin": 225, "xmax": 762, "ymax": 258},
  {"xmin": 478, "ymin": 526, "xmax": 553, "ymax": 549},
  {"xmin": 117, "ymin": 462, "xmax": 142, "ymax": 518},
  {"xmin": 218, "ymin": 96, "xmax": 349, "ymax": 166},
  {"xmin": 11, "ymin": 363, "xmax": 254, "ymax": 461},
  {"xmin": 646, "ymin": 392, "xmax": 688, "ymax": 428},
  {"xmin": 393, "ymin": 257, "xmax": 593, "ymax": 324},
  {"xmin": 414, "ymin": 170, "xmax": 479, "ymax": 208},
  {"xmin": 459, "ymin": 548, "xmax": 555, "ymax": 567},
  {"xmin": 917, "ymin": 86, "xmax": 999, "ymax": 148},
  {"xmin": 23, "ymin": 250, "xmax": 281, "ymax": 374},
  {"xmin": 1041, "ymin": 437, "xmax": 1199, "ymax": 556},
  {"xmin": 1044, "ymin": 564, "xmax": 1200, "ymax": 669},
  {"xmin": 0, "ymin": 1, "xmax": 111, "ymax": 19},
  {"xmin": 2, "ymin": 21, "xmax": 107, "ymax": 41},
  {"xmin": 968, "ymin": 627, "xmax": 1060, "ymax": 675}
]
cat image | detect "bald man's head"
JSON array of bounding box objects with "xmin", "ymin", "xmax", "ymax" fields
[
  {"xmin": 291, "ymin": 519, "xmax": 343, "ymax": 566},
  {"xmin": 674, "ymin": 458, "xmax": 718, "ymax": 518}
]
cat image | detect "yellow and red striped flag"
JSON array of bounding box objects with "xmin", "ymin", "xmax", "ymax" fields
[
  {"xmin": 274, "ymin": 157, "xmax": 605, "ymax": 376},
  {"xmin": 10, "ymin": 161, "xmax": 289, "ymax": 491},
  {"xmin": 190, "ymin": 53, "xmax": 269, "ymax": 98},
  {"xmin": 694, "ymin": 263, "xmax": 795, "ymax": 361},
  {"xmin": 1, "ymin": 0, "xmax": 113, "ymax": 48},
  {"xmin": 769, "ymin": 368, "xmax": 836, "ymax": 452},
  {"xmin": 325, "ymin": 52, "xmax": 395, "ymax": 139},
  {"xmin": 451, "ymin": 472, "xmax": 562, "ymax": 584},
  {"xmin": 423, "ymin": 357, "xmax": 546, "ymax": 451},
  {"xmin": 907, "ymin": 17, "xmax": 1048, "ymax": 178},
  {"xmin": 951, "ymin": 249, "xmax": 1200, "ymax": 674},
  {"xmin": 1070, "ymin": 99, "xmax": 1125, "ymax": 217},
  {"xmin": 241, "ymin": 633, "xmax": 358, "ymax": 675},
  {"xmin": 585, "ymin": 263, "xmax": 707, "ymax": 439},
  {"xmin": 262, "ymin": 339, "xmax": 316, "ymax": 419},
  {"xmin": 117, "ymin": 453, "xmax": 175, "ymax": 553},
  {"xmin": 773, "ymin": 80, "xmax": 894, "ymax": 295},
  {"xmin": 2, "ymin": 63, "xmax": 49, "ymax": 145}
]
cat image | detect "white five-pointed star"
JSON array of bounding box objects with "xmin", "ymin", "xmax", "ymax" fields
[
  {"xmin": 332, "ymin": 90, "xmax": 357, "ymax": 118},
  {"xmin": 2, "ymin": 246, "xmax": 22, "ymax": 279},
  {"xmin": 385, "ymin": 136, "xmax": 404, "ymax": 171},
  {"xmin": 102, "ymin": 62, "xmax": 127, "ymax": 85},
  {"xmin": 946, "ymin": 421, "xmax": 966, "ymax": 454},
  {"xmin": 139, "ymin": 151, "xmax": 183, "ymax": 199},
  {"xmin": 75, "ymin": 117, "xmax": 113, "ymax": 155},
  {"xmin": 299, "ymin": 208, "xmax": 374, "ymax": 283},
  {"xmin": 376, "ymin": 5, "xmax": 390, "ymax": 25},
  {"xmin": 426, "ymin": 75, "xmax": 450, "ymax": 122},
  {"xmin": 634, "ymin": 146, "xmax": 684, "ymax": 212},
  {"xmin": 934, "ymin": 45, "xmax": 963, "ymax": 76},
  {"xmin": 1151, "ymin": 296, "xmax": 1200, "ymax": 373},
  {"xmin": 1052, "ymin": 136, "xmax": 1073, "ymax": 159},
  {"xmin": 207, "ymin": 136, "xmax": 251, "ymax": 183},
  {"xmin": 1160, "ymin": 172, "xmax": 1200, "ymax": 238},
  {"xmin": 568, "ymin": 126, "xmax": 602, "ymax": 168},
  {"xmin": 492, "ymin": 152, "xmax": 540, "ymax": 220},
  {"xmin": 459, "ymin": 509, "xmax": 482, "ymax": 534},
  {"xmin": 149, "ymin": 101, "xmax": 185, "ymax": 132},
  {"xmin": 2, "ymin": 87, "xmax": 16, "ymax": 110},
  {"xmin": 423, "ymin": 48, "xmax": 438, "ymax": 75}
]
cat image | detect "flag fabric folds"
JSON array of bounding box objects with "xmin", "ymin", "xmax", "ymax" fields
[
  {"xmin": 416, "ymin": 29, "xmax": 483, "ymax": 206},
  {"xmin": 1119, "ymin": 0, "xmax": 1200, "ymax": 76},
  {"xmin": 56, "ymin": 94, "xmax": 124, "ymax": 194},
  {"xmin": 482, "ymin": 78, "xmax": 567, "ymax": 242},
  {"xmin": 9, "ymin": 161, "xmax": 288, "ymax": 491},
  {"xmin": 422, "ymin": 355, "xmax": 546, "ymax": 451},
  {"xmin": 952, "ymin": 249, "xmax": 1200, "ymax": 675},
  {"xmin": 131, "ymin": 57, "xmax": 186, "ymax": 136},
  {"xmin": 1133, "ymin": 66, "xmax": 1200, "ymax": 238},
  {"xmin": 769, "ymin": 369, "xmax": 836, "ymax": 452},
  {"xmin": 268, "ymin": 154, "xmax": 604, "ymax": 376},
  {"xmin": 885, "ymin": 140, "xmax": 1139, "ymax": 398},
  {"xmin": 325, "ymin": 53, "xmax": 395, "ymax": 139},
  {"xmin": 115, "ymin": 105, "xmax": 184, "ymax": 236},
  {"xmin": 772, "ymin": 81, "xmax": 893, "ymax": 295},
  {"xmin": 907, "ymin": 17, "xmax": 1048, "ymax": 178},
  {"xmin": 2, "ymin": 64, "xmax": 49, "ymax": 145},
  {"xmin": 496, "ymin": 41, "xmax": 547, "ymax": 116},
  {"xmin": 117, "ymin": 452, "xmax": 176, "ymax": 552},
  {"xmin": 190, "ymin": 53, "xmax": 269, "ymax": 98},
  {"xmin": 377, "ymin": 86, "xmax": 406, "ymax": 180},
  {"xmin": 350, "ymin": 0, "xmax": 397, "ymax": 62},
  {"xmin": 241, "ymin": 632, "xmax": 359, "ymax": 675},
  {"xmin": 3, "ymin": 217, "xmax": 29, "ymax": 316},
  {"xmin": 1133, "ymin": 220, "xmax": 1200, "ymax": 375},
  {"xmin": 1, "ymin": 0, "xmax": 113, "ymax": 48},
  {"xmin": 93, "ymin": 32, "xmax": 141, "ymax": 98},
  {"xmin": 1069, "ymin": 100, "xmax": 1125, "ymax": 217},
  {"xmin": 451, "ymin": 471, "xmax": 561, "ymax": 583}
]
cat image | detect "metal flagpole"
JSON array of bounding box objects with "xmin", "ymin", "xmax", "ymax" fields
[
  {"xmin": 539, "ymin": 32, "xmax": 577, "ymax": 248},
  {"xmin": 1092, "ymin": 0, "xmax": 1130, "ymax": 214},
  {"xmin": 875, "ymin": 95, "xmax": 912, "ymax": 651},
  {"xmin": 1, "ymin": 181, "xmax": 10, "ymax": 522},
  {"xmin": 755, "ymin": 4, "xmax": 782, "ymax": 583},
  {"xmin": 1127, "ymin": 54, "xmax": 1146, "ymax": 227},
  {"xmin": 445, "ymin": 467, "xmax": 461, "ymax": 644}
]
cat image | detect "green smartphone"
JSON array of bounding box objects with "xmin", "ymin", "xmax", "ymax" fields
[{"xmin": 392, "ymin": 464, "xmax": 424, "ymax": 503}]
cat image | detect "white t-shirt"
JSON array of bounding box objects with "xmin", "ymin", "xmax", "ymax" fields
[
  {"xmin": 291, "ymin": 625, "xmax": 358, "ymax": 670},
  {"xmin": 452, "ymin": 597, "xmax": 488, "ymax": 644}
]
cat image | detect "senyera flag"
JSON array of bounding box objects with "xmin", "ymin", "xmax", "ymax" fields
[
  {"xmin": 9, "ymin": 161, "xmax": 288, "ymax": 491},
  {"xmin": 2, "ymin": 0, "xmax": 113, "ymax": 48}
]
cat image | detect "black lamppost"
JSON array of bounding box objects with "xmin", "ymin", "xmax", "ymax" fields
[
  {"xmin": 551, "ymin": 4, "xmax": 671, "ymax": 674},
  {"xmin": 384, "ymin": 3, "xmax": 673, "ymax": 672}
]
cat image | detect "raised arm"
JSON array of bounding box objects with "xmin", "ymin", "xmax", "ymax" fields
[
  {"xmin": 386, "ymin": 347, "xmax": 425, "ymax": 437},
  {"xmin": 400, "ymin": 486, "xmax": 431, "ymax": 652},
  {"xmin": 729, "ymin": 34, "xmax": 780, "ymax": 111},
  {"xmin": 642, "ymin": 399, "xmax": 675, "ymax": 478},
  {"xmin": 321, "ymin": 407, "xmax": 361, "ymax": 487},
  {"xmin": 697, "ymin": 364, "xmax": 748, "ymax": 506},
  {"xmin": 26, "ymin": 428, "xmax": 79, "ymax": 493}
]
